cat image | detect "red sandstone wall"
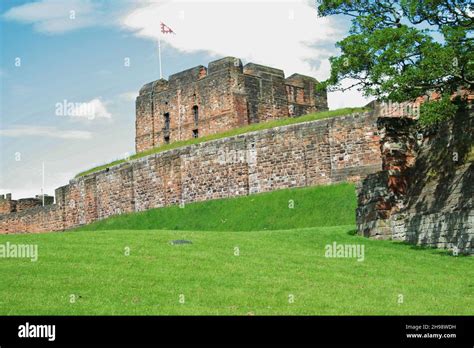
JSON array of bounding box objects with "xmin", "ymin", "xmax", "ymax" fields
[
  {"xmin": 0, "ymin": 200, "xmax": 16, "ymax": 215},
  {"xmin": 0, "ymin": 111, "xmax": 382, "ymax": 234},
  {"xmin": 0, "ymin": 205, "xmax": 64, "ymax": 234}
]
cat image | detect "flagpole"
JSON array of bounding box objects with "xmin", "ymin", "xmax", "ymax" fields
[
  {"xmin": 41, "ymin": 162, "xmax": 45, "ymax": 206},
  {"xmin": 158, "ymin": 35, "xmax": 163, "ymax": 79},
  {"xmin": 158, "ymin": 22, "xmax": 174, "ymax": 79}
]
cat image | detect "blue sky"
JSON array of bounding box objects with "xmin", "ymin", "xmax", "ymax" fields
[{"xmin": 0, "ymin": 0, "xmax": 367, "ymax": 199}]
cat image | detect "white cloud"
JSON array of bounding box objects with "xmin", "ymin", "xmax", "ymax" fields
[
  {"xmin": 55, "ymin": 98, "xmax": 112, "ymax": 120},
  {"xmin": 122, "ymin": 0, "xmax": 340, "ymax": 80},
  {"xmin": 2, "ymin": 0, "xmax": 103, "ymax": 34},
  {"xmin": 121, "ymin": 0, "xmax": 367, "ymax": 108},
  {"xmin": 3, "ymin": 0, "xmax": 370, "ymax": 109},
  {"xmin": 0, "ymin": 126, "xmax": 92, "ymax": 139},
  {"xmin": 88, "ymin": 98, "xmax": 112, "ymax": 119}
]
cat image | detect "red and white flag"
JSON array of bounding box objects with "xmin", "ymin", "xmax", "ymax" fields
[
  {"xmin": 160, "ymin": 22, "xmax": 175, "ymax": 34},
  {"xmin": 157, "ymin": 22, "xmax": 175, "ymax": 79}
]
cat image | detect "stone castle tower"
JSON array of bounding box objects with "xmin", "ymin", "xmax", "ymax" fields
[{"xmin": 135, "ymin": 56, "xmax": 328, "ymax": 153}]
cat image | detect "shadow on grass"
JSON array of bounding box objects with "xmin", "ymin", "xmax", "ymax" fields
[
  {"xmin": 346, "ymin": 229, "xmax": 358, "ymax": 236},
  {"xmin": 394, "ymin": 241, "xmax": 471, "ymax": 257},
  {"xmin": 345, "ymin": 228, "xmax": 470, "ymax": 258}
]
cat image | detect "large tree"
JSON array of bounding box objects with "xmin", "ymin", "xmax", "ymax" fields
[{"xmin": 317, "ymin": 0, "xmax": 473, "ymax": 124}]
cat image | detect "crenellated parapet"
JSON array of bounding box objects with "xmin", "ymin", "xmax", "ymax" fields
[{"xmin": 0, "ymin": 193, "xmax": 54, "ymax": 216}]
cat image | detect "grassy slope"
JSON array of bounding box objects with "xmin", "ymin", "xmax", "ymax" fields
[
  {"xmin": 75, "ymin": 107, "xmax": 364, "ymax": 178},
  {"xmin": 0, "ymin": 184, "xmax": 472, "ymax": 315},
  {"xmin": 76, "ymin": 183, "xmax": 357, "ymax": 231}
]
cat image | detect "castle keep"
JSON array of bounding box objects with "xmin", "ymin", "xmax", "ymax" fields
[{"xmin": 135, "ymin": 56, "xmax": 328, "ymax": 152}]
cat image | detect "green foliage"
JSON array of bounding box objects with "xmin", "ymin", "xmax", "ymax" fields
[
  {"xmin": 419, "ymin": 94, "xmax": 459, "ymax": 126},
  {"xmin": 317, "ymin": 0, "xmax": 473, "ymax": 102},
  {"xmin": 76, "ymin": 183, "xmax": 358, "ymax": 232},
  {"xmin": 466, "ymin": 145, "xmax": 474, "ymax": 162},
  {"xmin": 426, "ymin": 168, "xmax": 439, "ymax": 180},
  {"xmin": 75, "ymin": 107, "xmax": 364, "ymax": 178}
]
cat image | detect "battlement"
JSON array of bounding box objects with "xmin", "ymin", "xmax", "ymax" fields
[
  {"xmin": 243, "ymin": 62, "xmax": 284, "ymax": 78},
  {"xmin": 135, "ymin": 56, "xmax": 328, "ymax": 153},
  {"xmin": 285, "ymin": 73, "xmax": 316, "ymax": 87},
  {"xmin": 0, "ymin": 193, "xmax": 12, "ymax": 201},
  {"xmin": 208, "ymin": 56, "xmax": 243, "ymax": 74},
  {"xmin": 138, "ymin": 79, "xmax": 169, "ymax": 96},
  {"xmin": 0, "ymin": 193, "xmax": 54, "ymax": 215},
  {"xmin": 169, "ymin": 65, "xmax": 208, "ymax": 84}
]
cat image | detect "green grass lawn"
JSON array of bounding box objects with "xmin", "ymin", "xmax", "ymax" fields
[{"xmin": 0, "ymin": 184, "xmax": 472, "ymax": 315}]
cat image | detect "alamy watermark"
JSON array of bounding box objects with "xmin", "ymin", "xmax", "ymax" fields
[
  {"xmin": 55, "ymin": 98, "xmax": 111, "ymax": 120},
  {"xmin": 18, "ymin": 322, "xmax": 55, "ymax": 341},
  {"xmin": 0, "ymin": 242, "xmax": 38, "ymax": 262},
  {"xmin": 56, "ymin": 99, "xmax": 96, "ymax": 120},
  {"xmin": 324, "ymin": 242, "xmax": 365, "ymax": 262},
  {"xmin": 379, "ymin": 100, "xmax": 420, "ymax": 118},
  {"xmin": 217, "ymin": 149, "xmax": 247, "ymax": 165}
]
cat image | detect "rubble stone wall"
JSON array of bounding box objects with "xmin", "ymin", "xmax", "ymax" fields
[
  {"xmin": 357, "ymin": 107, "xmax": 473, "ymax": 254},
  {"xmin": 0, "ymin": 111, "xmax": 381, "ymax": 234}
]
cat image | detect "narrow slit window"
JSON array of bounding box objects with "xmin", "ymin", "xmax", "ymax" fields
[
  {"xmin": 164, "ymin": 113, "xmax": 170, "ymax": 130},
  {"xmin": 192, "ymin": 105, "xmax": 199, "ymax": 125}
]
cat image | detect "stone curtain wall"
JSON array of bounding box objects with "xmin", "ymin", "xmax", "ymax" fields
[
  {"xmin": 0, "ymin": 111, "xmax": 381, "ymax": 234},
  {"xmin": 0, "ymin": 194, "xmax": 54, "ymax": 215},
  {"xmin": 357, "ymin": 107, "xmax": 473, "ymax": 254}
]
